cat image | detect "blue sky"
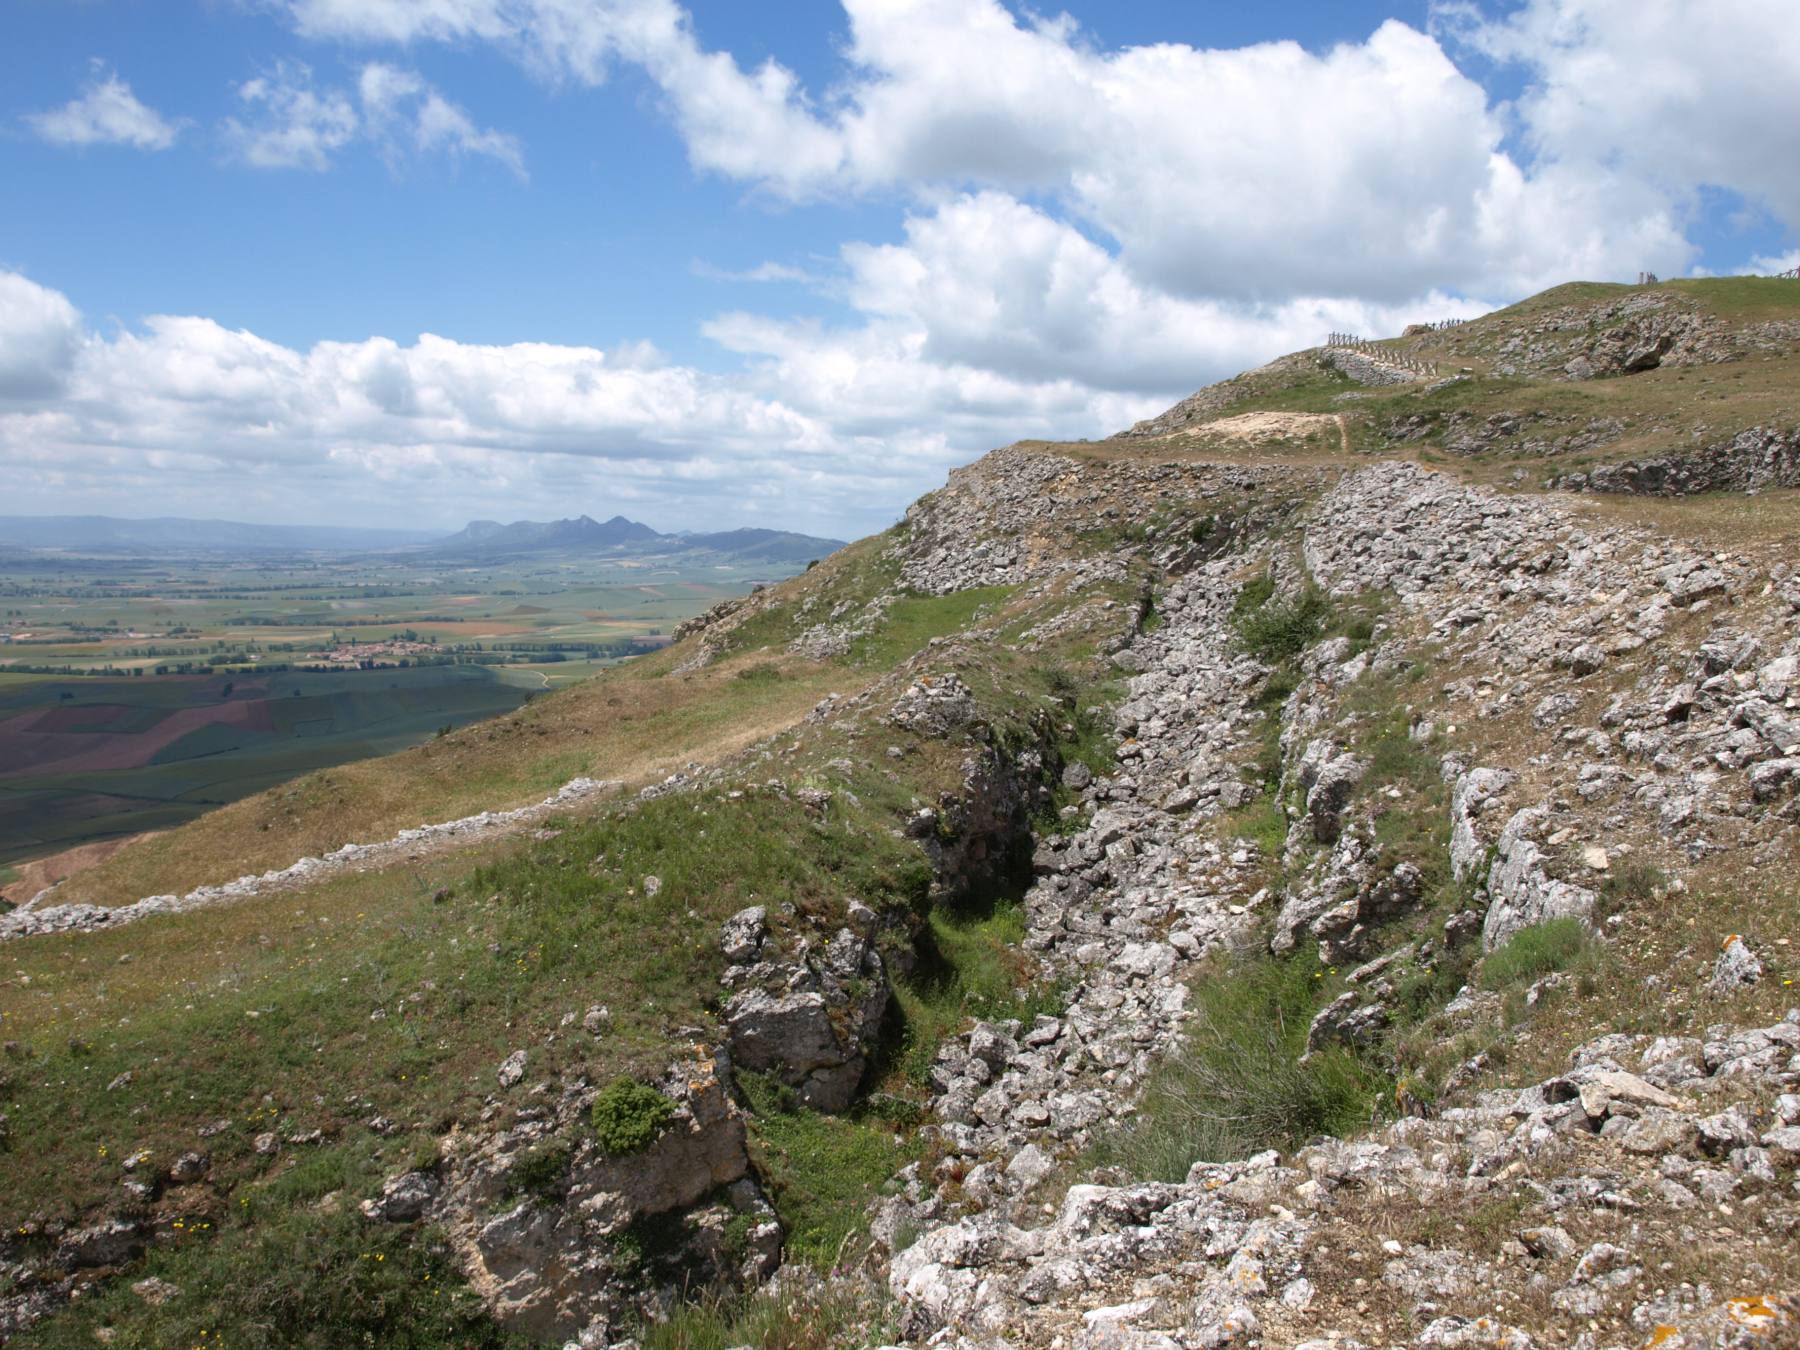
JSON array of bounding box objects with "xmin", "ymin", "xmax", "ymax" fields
[
  {"xmin": 5, "ymin": 1, "xmax": 1443, "ymax": 356},
  {"xmin": 2, "ymin": 0, "xmax": 1796, "ymax": 538}
]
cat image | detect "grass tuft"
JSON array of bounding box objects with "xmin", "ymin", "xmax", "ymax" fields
[
  {"xmin": 1091, "ymin": 953, "xmax": 1385, "ymax": 1178},
  {"xmin": 1599, "ymin": 857, "xmax": 1668, "ymax": 917},
  {"xmin": 640, "ymin": 1281, "xmax": 893, "ymax": 1350},
  {"xmin": 887, "ymin": 898, "xmax": 1063, "ymax": 1089},
  {"xmin": 736, "ymin": 1074, "xmax": 916, "ymax": 1270},
  {"xmin": 847, "ymin": 586, "xmax": 1017, "ymax": 668},
  {"xmin": 509, "ymin": 1143, "xmax": 571, "ymax": 1199},
  {"xmin": 1479, "ymin": 917, "xmax": 1598, "ymax": 993}
]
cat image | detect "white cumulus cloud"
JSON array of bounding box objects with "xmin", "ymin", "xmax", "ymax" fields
[
  {"xmin": 0, "ymin": 269, "xmax": 997, "ymax": 535},
  {"xmin": 26, "ymin": 66, "xmax": 181, "ymax": 150},
  {"xmin": 1439, "ymin": 0, "xmax": 1800, "ymax": 225},
  {"xmin": 224, "ymin": 62, "xmax": 359, "ymax": 170},
  {"xmin": 224, "ymin": 60, "xmax": 522, "ymax": 176},
  {"xmin": 837, "ymin": 192, "xmax": 1485, "ymax": 393},
  {"xmin": 0, "ymin": 271, "xmax": 84, "ymax": 402},
  {"xmin": 276, "ymin": 0, "xmax": 1764, "ymax": 301},
  {"xmin": 358, "ymin": 63, "xmax": 527, "ymax": 178}
]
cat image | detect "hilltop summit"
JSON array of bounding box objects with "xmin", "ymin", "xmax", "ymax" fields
[
  {"xmin": 427, "ymin": 513, "xmax": 844, "ymax": 563},
  {"xmin": 431, "ymin": 513, "xmax": 664, "ymax": 554}
]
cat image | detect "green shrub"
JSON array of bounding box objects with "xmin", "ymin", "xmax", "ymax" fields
[
  {"xmin": 1092, "ymin": 954, "xmax": 1384, "ymax": 1179},
  {"xmin": 1038, "ymin": 662, "xmax": 1081, "ymax": 702},
  {"xmin": 863, "ymin": 1092, "xmax": 925, "ymax": 1129},
  {"xmin": 887, "ymin": 898, "xmax": 1063, "ymax": 1088},
  {"xmin": 18, "ymin": 1166, "xmax": 524, "ymax": 1348},
  {"xmin": 1357, "ymin": 700, "xmax": 1436, "ymax": 792},
  {"xmin": 1222, "ymin": 798, "xmax": 1286, "ymax": 858},
  {"xmin": 1390, "ymin": 946, "xmax": 1475, "ymax": 1024},
  {"xmin": 1479, "ymin": 918, "xmax": 1593, "ymax": 992},
  {"xmin": 1249, "ymin": 667, "xmax": 1298, "ymax": 786},
  {"xmin": 1232, "ymin": 571, "xmax": 1277, "ymax": 615},
  {"xmin": 509, "ymin": 1144, "xmax": 571, "ymax": 1199},
  {"xmin": 591, "ymin": 1079, "xmax": 676, "ymax": 1156},
  {"xmin": 1256, "ymin": 666, "xmax": 1300, "ymax": 709},
  {"xmin": 1231, "ymin": 571, "xmax": 1331, "ymax": 662}
]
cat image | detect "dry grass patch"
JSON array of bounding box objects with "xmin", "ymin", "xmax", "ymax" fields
[
  {"xmin": 1, "ymin": 834, "xmax": 147, "ymax": 907},
  {"xmin": 1294, "ymin": 1140, "xmax": 1800, "ymax": 1349},
  {"xmin": 1565, "ymin": 487, "xmax": 1800, "ymax": 560},
  {"xmin": 1063, "ymin": 437, "xmax": 1371, "ymax": 470},
  {"xmin": 1488, "ymin": 832, "xmax": 1800, "ymax": 1089}
]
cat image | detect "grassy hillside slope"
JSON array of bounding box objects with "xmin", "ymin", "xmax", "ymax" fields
[{"xmin": 5, "ymin": 276, "xmax": 1799, "ymax": 1348}]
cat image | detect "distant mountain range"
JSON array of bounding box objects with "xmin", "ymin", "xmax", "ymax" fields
[
  {"xmin": 0, "ymin": 515, "xmax": 441, "ymax": 552},
  {"xmin": 424, "ymin": 515, "xmax": 845, "ymax": 564},
  {"xmin": 429, "ymin": 514, "xmax": 664, "ymax": 554},
  {"xmin": 0, "ymin": 512, "xmax": 845, "ymax": 564}
]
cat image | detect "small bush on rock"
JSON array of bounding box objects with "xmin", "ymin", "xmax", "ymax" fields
[
  {"xmin": 509, "ymin": 1144, "xmax": 570, "ymax": 1200},
  {"xmin": 591, "ymin": 1079, "xmax": 676, "ymax": 1156}
]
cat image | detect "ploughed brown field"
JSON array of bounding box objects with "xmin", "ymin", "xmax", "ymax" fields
[{"xmin": 0, "ymin": 690, "xmax": 278, "ymax": 777}]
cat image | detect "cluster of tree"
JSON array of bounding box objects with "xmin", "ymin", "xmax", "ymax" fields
[
  {"xmin": 0, "ymin": 662, "xmax": 149, "ymax": 676},
  {"xmin": 84, "ymin": 640, "xmax": 259, "ymax": 659}
]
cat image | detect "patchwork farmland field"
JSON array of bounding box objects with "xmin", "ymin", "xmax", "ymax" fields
[
  {"xmin": 0, "ymin": 666, "xmax": 530, "ymax": 863},
  {"xmin": 0, "ymin": 545, "xmax": 800, "ymax": 870}
]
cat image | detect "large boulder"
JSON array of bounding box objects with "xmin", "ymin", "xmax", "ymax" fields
[
  {"xmin": 1710, "ymin": 935, "xmax": 1764, "ymax": 993},
  {"xmin": 718, "ymin": 905, "xmax": 767, "ymax": 964},
  {"xmin": 725, "ymin": 989, "xmax": 868, "ymax": 1111},
  {"xmin": 361, "ymin": 1170, "xmax": 437, "ymax": 1222},
  {"xmin": 1449, "ymin": 767, "xmax": 1513, "ymax": 879},
  {"xmin": 1303, "ymin": 753, "xmax": 1365, "ymax": 844},
  {"xmin": 437, "ymin": 1060, "xmax": 757, "ymax": 1344},
  {"xmin": 1480, "ymin": 809, "xmax": 1596, "ymax": 952},
  {"xmin": 54, "ymin": 1218, "xmax": 145, "ymax": 1270},
  {"xmin": 722, "ymin": 924, "xmax": 889, "ymax": 1112}
]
